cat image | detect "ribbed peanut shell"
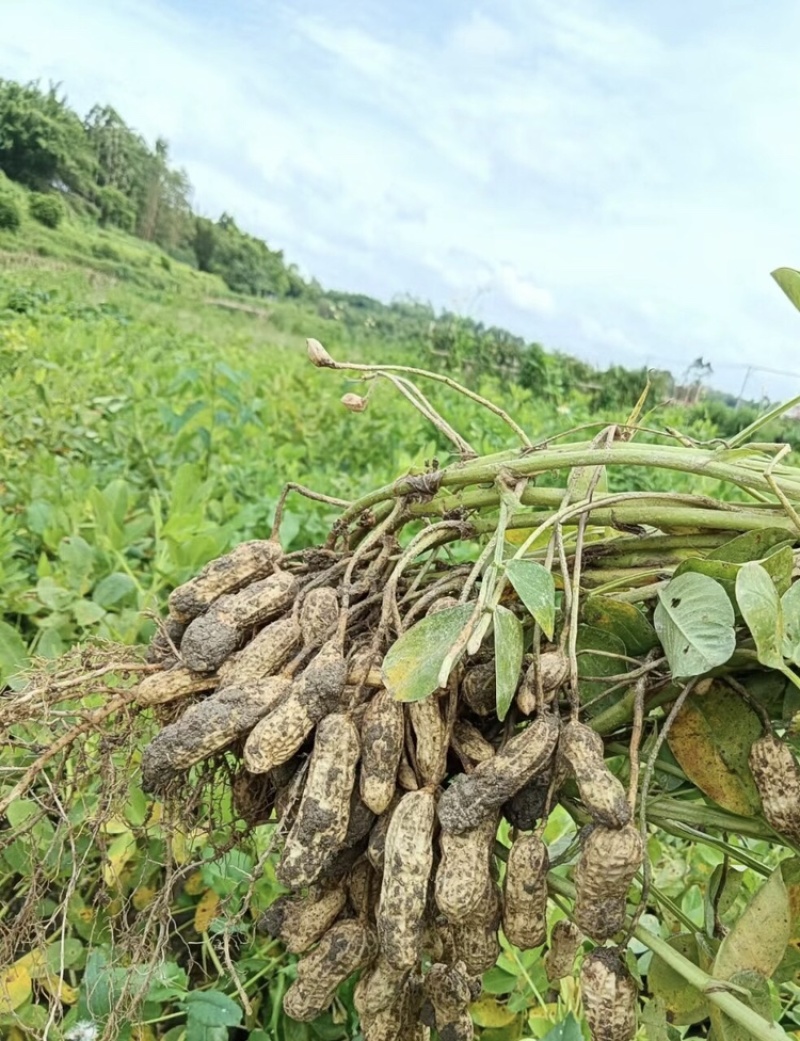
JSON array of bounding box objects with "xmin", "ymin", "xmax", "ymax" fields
[
  {"xmin": 574, "ymin": 824, "xmax": 642, "ymax": 941},
  {"xmin": 258, "ymin": 886, "xmax": 346, "ymax": 953},
  {"xmin": 377, "ymin": 788, "xmax": 436, "ymax": 970},
  {"xmin": 168, "ymin": 539, "xmax": 282, "ymax": 622},
  {"xmin": 360, "ymin": 689, "xmax": 405, "ymax": 814},
  {"xmin": 580, "ymin": 946, "xmax": 638, "ymax": 1041},
  {"xmin": 282, "ymin": 919, "xmax": 377, "ymax": 1022},
  {"xmin": 438, "ymin": 714, "xmax": 560, "ymax": 833},
  {"xmin": 560, "ymin": 720, "xmax": 630, "ymax": 828},
  {"xmin": 435, "ymin": 814, "xmax": 497, "ymax": 923},
  {"xmin": 277, "ymin": 712, "xmax": 360, "ymax": 888},
  {"xmin": 134, "ymin": 666, "xmax": 217, "ymax": 706},
  {"xmin": 409, "ymin": 697, "xmax": 448, "ymax": 786},
  {"xmin": 749, "ymin": 732, "xmax": 800, "ymax": 843},
  {"xmin": 502, "ymin": 833, "xmax": 549, "ymax": 950},
  {"xmin": 218, "ymin": 615, "xmax": 301, "ymax": 688}
]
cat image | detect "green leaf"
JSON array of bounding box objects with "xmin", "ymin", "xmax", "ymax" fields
[
  {"xmin": 708, "ymin": 528, "xmax": 794, "ymax": 563},
  {"xmin": 538, "ymin": 1014, "xmax": 583, "ymax": 1041},
  {"xmin": 773, "ymin": 858, "xmax": 800, "ymax": 985},
  {"xmin": 382, "ymin": 603, "xmax": 475, "ymax": 702},
  {"xmin": 648, "ymin": 933, "xmax": 709, "ymax": 1026},
  {"xmin": 667, "ymin": 680, "xmax": 763, "ymax": 815},
  {"xmin": 184, "ymin": 990, "xmax": 242, "ymax": 1041},
  {"xmin": 494, "ymin": 605, "xmax": 524, "ymax": 721},
  {"xmin": 708, "ymin": 971, "xmax": 773, "ymax": 1041},
  {"xmin": 73, "ymin": 599, "xmax": 106, "ymax": 627},
  {"xmin": 505, "ymin": 559, "xmax": 556, "ymax": 639},
  {"xmin": 714, "ymin": 863, "xmax": 792, "ymax": 981},
  {"xmin": 705, "ymin": 864, "xmax": 745, "ymax": 940},
  {"xmin": 92, "ymin": 572, "xmax": 137, "ymax": 608},
  {"xmin": 653, "ymin": 573, "xmax": 735, "ymax": 678},
  {"xmin": 772, "ymin": 266, "xmax": 800, "ymax": 313},
  {"xmin": 736, "ymin": 563, "xmax": 785, "ymax": 669},
  {"xmin": 782, "ymin": 582, "xmax": 800, "ymax": 666},
  {"xmin": 575, "ymin": 624, "xmax": 628, "ymax": 715},
  {"xmin": 583, "ymin": 596, "xmax": 659, "ymax": 656},
  {"xmin": 0, "ymin": 620, "xmax": 28, "ymax": 685}
]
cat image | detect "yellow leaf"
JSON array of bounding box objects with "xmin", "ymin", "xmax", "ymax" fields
[
  {"xmin": 470, "ymin": 995, "xmax": 519, "ymax": 1028},
  {"xmin": 102, "ymin": 830, "xmax": 137, "ymax": 889},
  {"xmin": 194, "ymin": 889, "xmax": 221, "ymax": 933},
  {"xmin": 101, "ymin": 815, "xmax": 132, "ymax": 834},
  {"xmin": 0, "ymin": 963, "xmax": 32, "ymax": 1013},
  {"xmin": 40, "ymin": 974, "xmax": 78, "ymax": 1005},
  {"xmin": 8, "ymin": 1027, "xmax": 26, "ymax": 1041},
  {"xmin": 184, "ymin": 870, "xmax": 206, "ymax": 896},
  {"xmin": 132, "ymin": 884, "xmax": 158, "ymax": 911},
  {"xmin": 16, "ymin": 948, "xmax": 47, "ymax": 979}
]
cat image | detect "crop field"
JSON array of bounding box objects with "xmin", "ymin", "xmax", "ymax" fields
[{"xmin": 4, "ymin": 208, "xmax": 800, "ymax": 1041}]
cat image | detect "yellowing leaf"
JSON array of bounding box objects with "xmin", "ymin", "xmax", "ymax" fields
[
  {"xmin": 470, "ymin": 995, "xmax": 520, "ymax": 1028},
  {"xmin": 0, "ymin": 963, "xmax": 32, "ymax": 1013},
  {"xmin": 102, "ymin": 830, "xmax": 137, "ymax": 889},
  {"xmin": 194, "ymin": 889, "xmax": 221, "ymax": 933},
  {"xmin": 133, "ymin": 884, "xmax": 158, "ymax": 911},
  {"xmin": 40, "ymin": 974, "xmax": 78, "ymax": 1005},
  {"xmin": 16, "ymin": 948, "xmax": 47, "ymax": 979},
  {"xmin": 667, "ymin": 680, "xmax": 762, "ymax": 815},
  {"xmin": 382, "ymin": 603, "xmax": 475, "ymax": 702},
  {"xmin": 714, "ymin": 864, "xmax": 792, "ymax": 981},
  {"xmin": 184, "ymin": 870, "xmax": 206, "ymax": 896}
]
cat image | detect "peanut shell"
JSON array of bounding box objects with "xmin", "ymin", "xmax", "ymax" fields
[
  {"xmin": 168, "ymin": 539, "xmax": 282, "ymax": 622},
  {"xmin": 574, "ymin": 823, "xmax": 642, "ymax": 941},
  {"xmin": 749, "ymin": 732, "xmax": 800, "ymax": 843},
  {"xmin": 580, "ymin": 946, "xmax": 638, "ymax": 1041},
  {"xmin": 560, "ymin": 720, "xmax": 630, "ymax": 828},
  {"xmin": 435, "ymin": 814, "xmax": 497, "ymax": 923},
  {"xmin": 502, "ymin": 833, "xmax": 548, "ymax": 950},
  {"xmin": 282, "ymin": 919, "xmax": 377, "ymax": 1022},
  {"xmin": 360, "ymin": 689, "xmax": 405, "ymax": 814}
]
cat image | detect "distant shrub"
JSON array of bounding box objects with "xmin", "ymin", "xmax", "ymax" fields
[
  {"xmin": 91, "ymin": 241, "xmax": 121, "ymax": 262},
  {"xmin": 160, "ymin": 254, "xmax": 171, "ymax": 271},
  {"xmin": 29, "ymin": 192, "xmax": 64, "ymax": 229},
  {"xmin": 0, "ymin": 194, "xmax": 21, "ymax": 231},
  {"xmin": 96, "ymin": 186, "xmax": 135, "ymax": 232}
]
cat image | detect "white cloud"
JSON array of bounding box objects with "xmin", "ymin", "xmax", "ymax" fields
[{"xmin": 2, "ymin": 0, "xmax": 800, "ymax": 397}]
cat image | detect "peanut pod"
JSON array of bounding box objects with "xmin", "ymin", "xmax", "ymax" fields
[
  {"xmin": 580, "ymin": 946, "xmax": 638, "ymax": 1041},
  {"xmin": 360, "ymin": 688, "xmax": 405, "ymax": 814},
  {"xmin": 502, "ymin": 832, "xmax": 548, "ymax": 950},
  {"xmin": 560, "ymin": 720, "xmax": 630, "ymax": 828},
  {"xmin": 749, "ymin": 732, "xmax": 800, "ymax": 844},
  {"xmin": 258, "ymin": 886, "xmax": 346, "ymax": 953},
  {"xmin": 218, "ymin": 615, "xmax": 301, "ymax": 688},
  {"xmin": 435, "ymin": 814, "xmax": 497, "ymax": 923},
  {"xmin": 573, "ymin": 823, "xmax": 643, "ymax": 942},
  {"xmin": 168, "ymin": 539, "xmax": 282, "ymax": 622},
  {"xmin": 283, "ymin": 919, "xmax": 377, "ymax": 1022}
]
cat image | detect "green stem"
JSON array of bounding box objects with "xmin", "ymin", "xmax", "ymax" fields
[{"xmin": 546, "ymin": 874, "xmax": 792, "ymax": 1041}]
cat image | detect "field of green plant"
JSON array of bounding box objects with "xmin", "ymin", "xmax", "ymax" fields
[{"xmin": 6, "ymin": 206, "xmax": 800, "ymax": 1041}]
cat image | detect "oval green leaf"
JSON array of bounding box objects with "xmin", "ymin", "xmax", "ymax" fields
[
  {"xmin": 667, "ymin": 681, "xmax": 762, "ymax": 815},
  {"xmin": 772, "ymin": 266, "xmax": 800, "ymax": 313},
  {"xmin": 735, "ymin": 562, "xmax": 785, "ymax": 670},
  {"xmin": 714, "ymin": 863, "xmax": 792, "ymax": 981},
  {"xmin": 653, "ymin": 573, "xmax": 735, "ymax": 678},
  {"xmin": 382, "ymin": 603, "xmax": 475, "ymax": 702},
  {"xmin": 494, "ymin": 605, "xmax": 524, "ymax": 722},
  {"xmin": 647, "ymin": 933, "xmax": 710, "ymax": 1026},
  {"xmin": 583, "ymin": 596, "xmax": 659, "ymax": 656},
  {"xmin": 781, "ymin": 582, "xmax": 800, "ymax": 666},
  {"xmin": 708, "ymin": 528, "xmax": 794, "ymax": 564},
  {"xmin": 505, "ymin": 559, "xmax": 556, "ymax": 639}
]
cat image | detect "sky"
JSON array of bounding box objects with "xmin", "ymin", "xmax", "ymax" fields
[{"xmin": 3, "ymin": 0, "xmax": 800, "ymax": 399}]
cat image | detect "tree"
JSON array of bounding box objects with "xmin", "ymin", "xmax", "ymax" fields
[{"xmin": 0, "ymin": 79, "xmax": 94, "ymax": 194}]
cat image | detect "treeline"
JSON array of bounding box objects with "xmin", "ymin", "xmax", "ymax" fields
[{"xmin": 0, "ymin": 78, "xmax": 775, "ymax": 418}]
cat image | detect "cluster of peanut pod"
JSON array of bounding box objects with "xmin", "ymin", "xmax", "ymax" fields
[{"xmin": 132, "ymin": 532, "xmax": 800, "ymax": 1041}]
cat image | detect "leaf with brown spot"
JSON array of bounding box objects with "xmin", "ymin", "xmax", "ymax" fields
[{"xmin": 666, "ymin": 680, "xmax": 762, "ymax": 815}]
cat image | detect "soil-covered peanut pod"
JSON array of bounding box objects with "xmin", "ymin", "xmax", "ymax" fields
[
  {"xmin": 168, "ymin": 539, "xmax": 283, "ymax": 622},
  {"xmin": 409, "ymin": 697, "xmax": 448, "ymax": 786},
  {"xmin": 243, "ymin": 640, "xmax": 347, "ymax": 773},
  {"xmin": 277, "ymin": 712, "xmax": 360, "ymax": 888},
  {"xmin": 438, "ymin": 713, "xmax": 561, "ymax": 833},
  {"xmin": 749, "ymin": 732, "xmax": 800, "ymax": 843},
  {"xmin": 545, "ymin": 919, "xmax": 582, "ymax": 982},
  {"xmin": 451, "ymin": 719, "xmax": 495, "ymax": 767},
  {"xmin": 134, "ymin": 665, "xmax": 218, "ymax": 706},
  {"xmin": 378, "ymin": 787, "xmax": 436, "ymax": 970},
  {"xmin": 257, "ymin": 886, "xmax": 346, "ymax": 953},
  {"xmin": 460, "ymin": 661, "xmax": 497, "ymax": 716},
  {"xmin": 347, "ymin": 857, "xmax": 378, "ymax": 918},
  {"xmin": 419, "ymin": 961, "xmax": 473, "ymax": 1041},
  {"xmin": 503, "ymin": 759, "xmax": 555, "ymax": 831},
  {"xmin": 580, "ymin": 946, "xmax": 638, "ymax": 1041},
  {"xmin": 560, "ymin": 720, "xmax": 630, "ymax": 828},
  {"xmin": 358, "ymin": 975, "xmax": 429, "ymax": 1041},
  {"xmin": 141, "ymin": 678, "xmax": 290, "ymax": 792},
  {"xmin": 368, "ymin": 797, "xmax": 398, "ymax": 872},
  {"xmin": 354, "ymin": 957, "xmax": 409, "ymax": 1018},
  {"xmin": 218, "ymin": 615, "xmax": 301, "ymax": 688},
  {"xmin": 447, "ymin": 878, "xmax": 502, "ymax": 975},
  {"xmin": 435, "ymin": 814, "xmax": 497, "ymax": 923},
  {"xmin": 360, "ymin": 689, "xmax": 405, "ymax": 814},
  {"xmin": 574, "ymin": 824, "xmax": 643, "ymax": 941},
  {"xmin": 516, "ymin": 650, "xmax": 570, "ymax": 715},
  {"xmin": 299, "ymin": 585, "xmax": 339, "ymax": 647},
  {"xmin": 502, "ymin": 833, "xmax": 549, "ymax": 950},
  {"xmin": 283, "ymin": 919, "xmax": 377, "ymax": 1022},
  {"xmin": 180, "ymin": 570, "xmax": 299, "ymax": 672}
]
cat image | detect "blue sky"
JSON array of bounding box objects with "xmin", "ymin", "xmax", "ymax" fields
[{"xmin": 3, "ymin": 0, "xmax": 800, "ymax": 398}]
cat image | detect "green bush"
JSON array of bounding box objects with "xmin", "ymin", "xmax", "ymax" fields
[
  {"xmin": 0, "ymin": 193, "xmax": 21, "ymax": 231},
  {"xmin": 28, "ymin": 191, "xmax": 64, "ymax": 229}
]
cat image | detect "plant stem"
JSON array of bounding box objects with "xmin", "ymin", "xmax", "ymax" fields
[{"xmin": 546, "ymin": 874, "xmax": 792, "ymax": 1041}]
